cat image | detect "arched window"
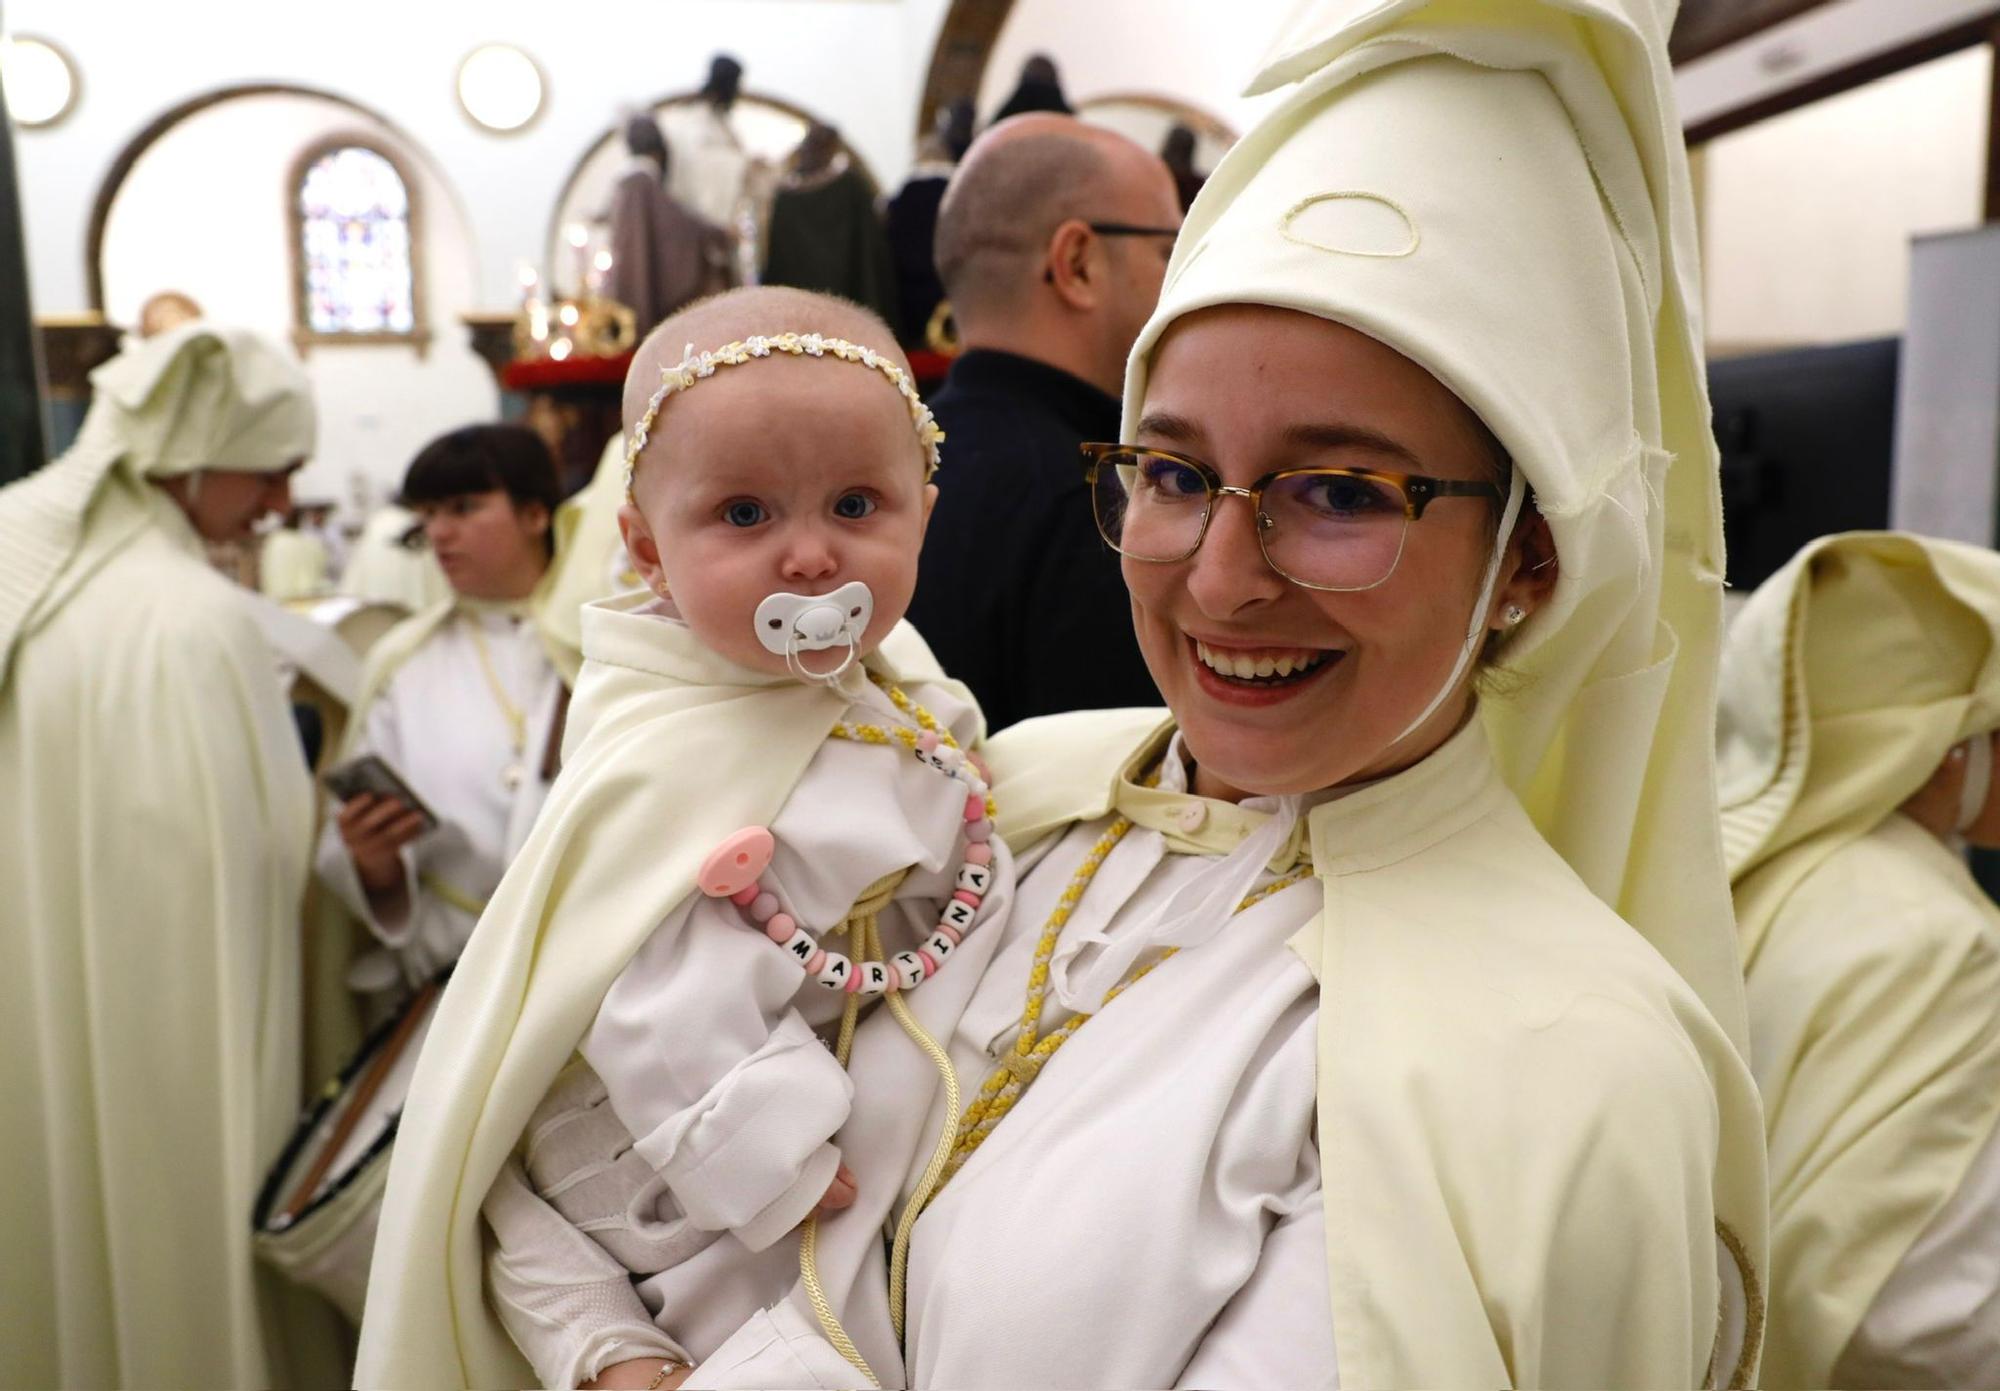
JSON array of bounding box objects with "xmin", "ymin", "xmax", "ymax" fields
[{"xmin": 289, "ymin": 135, "xmax": 429, "ymax": 354}]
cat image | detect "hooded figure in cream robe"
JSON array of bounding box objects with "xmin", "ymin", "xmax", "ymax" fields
[
  {"xmin": 358, "ymin": 2, "xmax": 1768, "ymax": 1385},
  {"xmin": 1719, "ymin": 532, "xmax": 2000, "ymax": 1388},
  {"xmin": 340, "ymin": 501, "xmax": 452, "ymax": 614},
  {"xmin": 0, "ymin": 324, "xmax": 347, "ymax": 1388},
  {"xmin": 262, "ymin": 523, "xmax": 332, "ymax": 602}
]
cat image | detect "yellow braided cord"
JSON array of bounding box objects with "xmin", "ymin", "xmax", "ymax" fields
[
  {"xmin": 832, "ymin": 677, "xmax": 999, "ymax": 820},
  {"xmin": 796, "ymin": 878, "xmax": 903, "ymax": 1389},
  {"xmin": 844, "ymin": 869, "xmax": 908, "ymax": 928},
  {"xmin": 830, "ymin": 722, "xmax": 902, "ymax": 749},
  {"xmin": 417, "ymin": 871, "xmax": 489, "ymax": 918},
  {"xmin": 800, "ymin": 1212, "xmax": 879, "ymax": 1386},
  {"xmin": 461, "ymin": 613, "xmax": 528, "ymax": 756},
  {"xmin": 833, "ymin": 987, "xmax": 861, "ymax": 1069},
  {"xmin": 939, "ymin": 855, "xmax": 1313, "ymax": 1188},
  {"xmin": 789, "ymin": 684, "xmax": 993, "ymax": 1370},
  {"xmin": 867, "ymin": 911, "xmax": 963, "ymax": 1342},
  {"xmin": 941, "ymin": 817, "xmax": 1134, "ymax": 1183}
]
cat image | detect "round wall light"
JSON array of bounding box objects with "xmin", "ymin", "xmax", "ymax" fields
[
  {"xmin": 2, "ymin": 34, "xmax": 79, "ymax": 129},
  {"xmin": 457, "ymin": 44, "xmax": 543, "ymax": 133}
]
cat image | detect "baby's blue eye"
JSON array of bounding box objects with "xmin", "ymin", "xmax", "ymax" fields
[
  {"xmin": 833, "ymin": 492, "xmax": 877, "ymax": 520},
  {"xmin": 723, "ymin": 500, "xmax": 767, "ymax": 528}
]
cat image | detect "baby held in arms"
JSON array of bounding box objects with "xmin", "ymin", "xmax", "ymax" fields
[{"xmin": 480, "ymin": 287, "xmax": 1015, "ymax": 1390}]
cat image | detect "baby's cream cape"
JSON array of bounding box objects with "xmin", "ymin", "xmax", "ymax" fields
[{"xmin": 354, "ymin": 596, "xmax": 968, "ymax": 1385}]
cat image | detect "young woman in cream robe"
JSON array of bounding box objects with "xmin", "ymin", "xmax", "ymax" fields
[
  {"xmin": 359, "ymin": 2, "xmax": 1768, "ymax": 1386},
  {"xmin": 0, "ymin": 324, "xmax": 347, "ymax": 1388},
  {"xmin": 317, "ymin": 425, "xmax": 576, "ymax": 1003},
  {"xmin": 1718, "ymin": 532, "xmax": 2000, "ymax": 1388}
]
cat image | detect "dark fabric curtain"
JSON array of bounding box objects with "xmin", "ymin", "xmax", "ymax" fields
[{"xmin": 0, "ymin": 74, "xmax": 46, "ymax": 484}]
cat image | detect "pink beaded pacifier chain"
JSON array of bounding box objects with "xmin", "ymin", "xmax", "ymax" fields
[{"xmin": 696, "ymin": 680, "xmax": 996, "ymax": 995}]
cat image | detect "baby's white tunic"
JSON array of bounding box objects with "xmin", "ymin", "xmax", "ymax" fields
[
  {"xmin": 315, "ymin": 606, "xmax": 563, "ymax": 987},
  {"xmin": 485, "ymin": 673, "xmax": 1015, "ymax": 1387},
  {"xmin": 584, "ymin": 674, "xmax": 989, "ymax": 1241}
]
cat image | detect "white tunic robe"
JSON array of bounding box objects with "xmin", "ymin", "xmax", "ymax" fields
[
  {"xmin": 903, "ymin": 736, "xmax": 1339, "ymax": 1390},
  {"xmin": 584, "ymin": 675, "xmax": 992, "ymax": 1245},
  {"xmin": 315, "ymin": 606, "xmax": 563, "ymax": 988}
]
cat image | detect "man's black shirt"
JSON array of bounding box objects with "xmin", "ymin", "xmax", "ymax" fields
[{"xmin": 908, "ymin": 349, "xmax": 1161, "ymax": 732}]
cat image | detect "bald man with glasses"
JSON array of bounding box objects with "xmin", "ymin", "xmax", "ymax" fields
[{"xmin": 908, "ymin": 114, "xmax": 1181, "ymax": 731}]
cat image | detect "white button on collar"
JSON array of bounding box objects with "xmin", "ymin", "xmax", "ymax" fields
[{"xmin": 1175, "ymin": 801, "xmax": 1209, "ymax": 833}]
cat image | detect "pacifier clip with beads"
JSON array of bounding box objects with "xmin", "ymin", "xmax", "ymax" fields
[{"xmin": 694, "ymin": 689, "xmax": 997, "ymax": 993}]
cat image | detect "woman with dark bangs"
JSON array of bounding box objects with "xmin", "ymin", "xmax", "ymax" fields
[{"xmin": 315, "ymin": 424, "xmax": 578, "ymax": 1009}]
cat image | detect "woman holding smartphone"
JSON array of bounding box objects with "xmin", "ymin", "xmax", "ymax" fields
[{"xmin": 317, "ymin": 424, "xmax": 576, "ymax": 1005}]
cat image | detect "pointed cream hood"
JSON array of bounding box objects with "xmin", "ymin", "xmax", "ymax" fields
[{"xmin": 1123, "ymin": 0, "xmax": 1743, "ymax": 1047}]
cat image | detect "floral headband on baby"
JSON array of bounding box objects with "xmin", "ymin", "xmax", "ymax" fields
[{"xmin": 623, "ymin": 332, "xmax": 946, "ymax": 493}]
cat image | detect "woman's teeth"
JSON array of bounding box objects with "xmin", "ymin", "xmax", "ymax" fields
[{"xmin": 1194, "ymin": 641, "xmax": 1331, "ymax": 681}]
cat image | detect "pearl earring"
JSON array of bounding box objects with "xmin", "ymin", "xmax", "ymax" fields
[{"xmin": 1502, "ymin": 604, "xmax": 1528, "ymax": 627}]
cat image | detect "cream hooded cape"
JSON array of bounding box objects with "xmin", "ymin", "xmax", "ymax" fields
[
  {"xmin": 354, "ymin": 599, "xmax": 970, "ymax": 1385},
  {"xmin": 339, "ymin": 502, "xmax": 452, "ymax": 614},
  {"xmin": 1718, "ymin": 532, "xmax": 2000, "ymax": 1387},
  {"xmin": 540, "ymin": 432, "xmax": 643, "ymax": 667},
  {"xmin": 0, "ymin": 324, "xmax": 348, "ymax": 1387},
  {"xmin": 1087, "ymin": 0, "xmax": 1761, "ymax": 1381},
  {"xmin": 262, "ymin": 527, "xmax": 332, "ymax": 602}
]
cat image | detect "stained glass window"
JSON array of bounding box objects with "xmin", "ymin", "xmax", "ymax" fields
[{"xmin": 295, "ymin": 145, "xmax": 417, "ymax": 336}]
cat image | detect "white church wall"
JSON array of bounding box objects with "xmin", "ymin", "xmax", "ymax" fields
[
  {"xmin": 9, "ymin": 0, "xmax": 953, "ymax": 316},
  {"xmin": 97, "ymin": 92, "xmax": 497, "ymax": 514},
  {"xmin": 1074, "ymin": 97, "xmax": 1236, "ymax": 174},
  {"xmin": 1700, "ymin": 43, "xmax": 1992, "ymax": 352}
]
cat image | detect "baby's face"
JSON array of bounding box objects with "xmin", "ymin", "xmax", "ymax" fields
[{"xmin": 619, "ymin": 352, "xmax": 937, "ymax": 678}]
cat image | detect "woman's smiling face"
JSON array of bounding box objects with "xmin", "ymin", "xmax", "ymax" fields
[{"xmin": 1124, "ymin": 303, "xmax": 1553, "ymax": 801}]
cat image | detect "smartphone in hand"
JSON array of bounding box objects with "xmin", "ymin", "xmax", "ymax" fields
[{"xmin": 324, "ymin": 754, "xmax": 440, "ymax": 832}]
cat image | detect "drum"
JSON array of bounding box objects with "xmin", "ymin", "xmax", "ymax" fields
[{"xmin": 252, "ymin": 969, "xmax": 448, "ymax": 1322}]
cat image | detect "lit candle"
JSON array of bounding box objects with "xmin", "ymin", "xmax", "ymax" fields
[{"xmin": 564, "ymin": 222, "xmax": 590, "ymax": 295}]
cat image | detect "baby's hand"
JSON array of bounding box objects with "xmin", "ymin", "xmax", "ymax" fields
[{"xmin": 815, "ymin": 1161, "xmax": 858, "ymax": 1215}]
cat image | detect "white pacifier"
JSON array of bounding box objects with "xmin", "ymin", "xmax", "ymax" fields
[{"xmin": 754, "ymin": 580, "xmax": 873, "ymax": 684}]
